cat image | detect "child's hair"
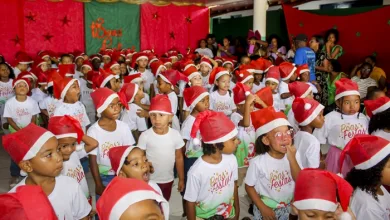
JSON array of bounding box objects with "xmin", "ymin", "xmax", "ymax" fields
[
  {"xmin": 123, "ymin": 148, "xmax": 145, "ymax": 166},
  {"xmin": 346, "ymin": 155, "xmax": 390, "ymax": 201},
  {"xmin": 240, "ymin": 55, "xmax": 249, "ymax": 64},
  {"xmin": 368, "ymin": 108, "xmax": 390, "ymax": 134},
  {"xmin": 1, "ymin": 63, "xmax": 15, "ymax": 79},
  {"xmin": 330, "ymin": 59, "xmax": 342, "ymax": 72},
  {"xmin": 47, "ymin": 86, "xmax": 54, "ymax": 96},
  {"xmin": 202, "ymin": 141, "xmax": 224, "ymax": 156},
  {"xmin": 366, "ymin": 88, "xmax": 383, "ymax": 100},
  {"xmin": 255, "ymin": 126, "xmax": 293, "ymax": 155},
  {"xmin": 325, "ymin": 29, "xmax": 339, "ymax": 44},
  {"xmin": 60, "ymin": 54, "xmax": 72, "ymax": 62},
  {"xmin": 198, "ymin": 39, "xmax": 207, "ymax": 47},
  {"xmin": 250, "ymin": 54, "xmax": 261, "ymax": 61},
  {"xmin": 312, "ymin": 35, "xmax": 325, "ymax": 51},
  {"xmin": 366, "ymin": 55, "xmax": 377, "ymax": 64}
]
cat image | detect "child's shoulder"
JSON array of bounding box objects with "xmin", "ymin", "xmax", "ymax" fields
[
  {"xmin": 296, "ymin": 131, "xmax": 319, "ymax": 144},
  {"xmin": 182, "ymin": 115, "xmax": 196, "ymax": 126}
]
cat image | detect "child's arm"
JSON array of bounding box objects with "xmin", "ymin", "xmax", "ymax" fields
[
  {"xmin": 245, "ymin": 184, "xmax": 276, "ymax": 219},
  {"xmin": 328, "ymin": 46, "xmax": 340, "ymax": 60},
  {"xmin": 186, "ymin": 201, "xmax": 197, "ymax": 220},
  {"xmin": 131, "ymin": 130, "xmax": 141, "ymax": 144},
  {"xmin": 133, "ymin": 98, "xmax": 150, "ymax": 111},
  {"xmin": 41, "ymin": 109, "xmax": 49, "ymax": 117},
  {"xmin": 175, "ymin": 148, "xmax": 185, "ymax": 192},
  {"xmin": 233, "ymin": 181, "xmax": 240, "ymax": 220},
  {"xmin": 7, "ymin": 118, "xmax": 20, "ymax": 131},
  {"xmin": 287, "ymin": 145, "xmax": 301, "ymax": 181},
  {"xmin": 82, "ymin": 135, "xmax": 99, "ymax": 153},
  {"xmin": 280, "ymin": 92, "xmax": 292, "ymax": 99},
  {"xmin": 242, "ymin": 94, "xmax": 256, "ymax": 127},
  {"xmin": 31, "ymin": 115, "xmax": 37, "ymax": 124},
  {"xmin": 88, "ymin": 155, "xmax": 105, "ymax": 196}
]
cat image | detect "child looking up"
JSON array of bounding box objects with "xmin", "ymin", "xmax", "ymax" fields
[
  {"xmin": 292, "ymin": 98, "xmax": 325, "ymax": 169},
  {"xmin": 88, "ymin": 88, "xmax": 135, "ymax": 197},
  {"xmin": 314, "ymin": 78, "xmax": 368, "ymax": 176},
  {"xmin": 13, "ymin": 53, "xmax": 32, "ymax": 77},
  {"xmin": 4, "ymin": 124, "xmax": 92, "ymax": 219},
  {"xmin": 365, "ymin": 97, "xmax": 390, "ymax": 140},
  {"xmin": 138, "ymin": 94, "xmax": 185, "ymax": 201},
  {"xmin": 287, "ymin": 81, "xmax": 314, "ymax": 132},
  {"xmin": 93, "ymin": 69, "xmax": 121, "ymax": 92},
  {"xmin": 209, "ymin": 67, "xmax": 236, "ymax": 117},
  {"xmin": 279, "ymin": 62, "xmax": 297, "ymax": 110},
  {"xmin": 265, "ymin": 66, "xmax": 284, "ymax": 112},
  {"xmin": 199, "ymin": 57, "xmax": 213, "ymax": 90},
  {"xmin": 343, "ymin": 135, "xmax": 390, "ymax": 220},
  {"xmin": 184, "ymin": 111, "xmax": 240, "ymax": 220},
  {"xmin": 245, "ymin": 107, "xmax": 300, "ymax": 220},
  {"xmin": 130, "ymin": 52, "xmax": 154, "ymax": 94}
]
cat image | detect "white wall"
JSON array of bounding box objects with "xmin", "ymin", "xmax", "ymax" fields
[{"xmin": 384, "ymin": 0, "xmax": 390, "ymax": 5}]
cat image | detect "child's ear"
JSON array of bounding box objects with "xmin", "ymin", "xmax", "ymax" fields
[
  {"xmin": 261, "ymin": 135, "xmax": 270, "ymax": 146},
  {"xmin": 118, "ymin": 170, "xmax": 127, "ymax": 178},
  {"xmin": 19, "ymin": 161, "xmax": 33, "ymax": 173}
]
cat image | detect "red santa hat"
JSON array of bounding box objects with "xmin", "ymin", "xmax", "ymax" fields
[
  {"xmin": 15, "ymin": 53, "xmax": 33, "ymax": 65},
  {"xmin": 108, "ymin": 145, "xmax": 135, "ymax": 175},
  {"xmin": 294, "ymin": 168, "xmax": 353, "ymax": 220},
  {"xmin": 335, "ymin": 78, "xmax": 360, "ymax": 100},
  {"xmin": 295, "ymin": 64, "xmax": 310, "ymax": 77},
  {"xmin": 255, "ymin": 87, "xmax": 273, "ymax": 109},
  {"xmin": 233, "ymin": 82, "xmax": 252, "ymax": 105},
  {"xmin": 91, "ymin": 88, "xmax": 125, "ymax": 117},
  {"xmin": 39, "ymin": 51, "xmax": 51, "ymax": 60},
  {"xmin": 161, "ymin": 58, "xmax": 172, "ymax": 66},
  {"xmin": 0, "ymin": 185, "xmax": 57, "ymax": 219},
  {"xmin": 81, "ymin": 60, "xmax": 92, "ymax": 71},
  {"xmin": 101, "ymin": 50, "xmax": 112, "ymax": 59},
  {"xmin": 150, "ymin": 60, "xmax": 166, "ymax": 76},
  {"xmin": 239, "ymin": 64, "xmax": 255, "ymax": 74},
  {"xmin": 124, "ymin": 73, "xmax": 143, "ymax": 84},
  {"xmin": 131, "ymin": 52, "xmax": 149, "ymax": 68},
  {"xmin": 2, "ymin": 123, "xmax": 55, "ymax": 164},
  {"xmin": 149, "ymin": 94, "xmax": 172, "ymax": 115},
  {"xmin": 364, "ymin": 96, "xmax": 390, "ymax": 118},
  {"xmin": 265, "ymin": 66, "xmax": 280, "ymax": 84},
  {"xmin": 183, "ymin": 63, "xmax": 201, "ymax": 82},
  {"xmin": 148, "ymin": 57, "xmax": 159, "ymax": 68},
  {"xmin": 209, "ymin": 67, "xmax": 230, "ymax": 84},
  {"xmin": 58, "ymin": 64, "xmax": 76, "ymax": 77},
  {"xmin": 222, "ymin": 57, "xmax": 234, "ymax": 66},
  {"xmin": 288, "ymin": 81, "xmax": 312, "ymax": 98},
  {"xmin": 235, "ymin": 69, "xmax": 254, "ymax": 84},
  {"xmin": 279, "ymin": 62, "xmax": 297, "ymax": 81},
  {"xmin": 200, "ymin": 57, "xmax": 212, "ymax": 69},
  {"xmin": 157, "ymin": 69, "xmax": 188, "ymax": 89},
  {"xmin": 34, "ymin": 57, "xmax": 47, "ymax": 68},
  {"xmin": 46, "ymin": 69, "xmax": 61, "ymax": 88},
  {"xmin": 18, "ymin": 71, "xmax": 36, "ymax": 81},
  {"xmin": 37, "ymin": 73, "xmax": 48, "ymax": 86},
  {"xmin": 168, "ymin": 51, "xmax": 178, "ymax": 59},
  {"xmin": 86, "ymin": 70, "xmax": 97, "ymax": 84},
  {"xmin": 103, "ymin": 61, "xmax": 120, "ymax": 72},
  {"xmin": 183, "ymin": 86, "xmax": 209, "ymax": 112},
  {"xmin": 96, "ymin": 177, "xmax": 169, "ymax": 220},
  {"xmin": 190, "ymin": 110, "xmax": 237, "ymax": 145},
  {"xmin": 214, "ymin": 56, "xmax": 223, "ymax": 63},
  {"xmin": 74, "ymin": 51, "xmax": 85, "ymax": 61},
  {"xmin": 251, "ymin": 107, "xmax": 290, "ymax": 138},
  {"xmin": 90, "ymin": 55, "xmax": 101, "ymax": 61},
  {"xmin": 48, "ymin": 115, "xmax": 84, "ymax": 144},
  {"xmin": 94, "ymin": 69, "xmax": 118, "ymax": 89},
  {"xmin": 340, "ymin": 135, "xmax": 390, "ymax": 171},
  {"xmin": 12, "ymin": 77, "xmax": 30, "ymax": 91},
  {"xmin": 261, "ymin": 58, "xmax": 274, "ymax": 72},
  {"xmin": 120, "ymin": 83, "xmax": 139, "ymax": 104},
  {"xmin": 53, "ymin": 76, "xmax": 78, "ymax": 100},
  {"xmin": 292, "ymin": 98, "xmax": 324, "ymax": 126},
  {"xmin": 250, "ymin": 60, "xmax": 264, "ymax": 74}
]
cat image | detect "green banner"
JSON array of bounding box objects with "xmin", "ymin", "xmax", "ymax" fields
[{"xmin": 84, "ymin": 1, "xmax": 140, "ymax": 54}]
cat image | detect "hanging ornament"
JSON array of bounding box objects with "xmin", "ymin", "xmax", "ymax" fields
[
  {"xmin": 11, "ymin": 35, "xmax": 22, "ymax": 46},
  {"xmin": 169, "ymin": 31, "xmax": 175, "ymax": 39},
  {"xmin": 185, "ymin": 16, "xmax": 192, "ymax": 24},
  {"xmin": 43, "ymin": 33, "xmax": 54, "ymax": 42},
  {"xmin": 25, "ymin": 12, "xmax": 36, "ymax": 23},
  {"xmin": 61, "ymin": 15, "xmax": 71, "ymax": 26}
]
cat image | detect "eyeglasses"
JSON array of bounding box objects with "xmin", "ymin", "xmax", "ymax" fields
[{"xmin": 274, "ymin": 129, "xmax": 294, "ymax": 141}]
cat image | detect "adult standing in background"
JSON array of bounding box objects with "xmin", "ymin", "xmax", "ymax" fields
[
  {"xmin": 218, "ymin": 36, "xmax": 235, "ymax": 57},
  {"xmin": 309, "ymin": 35, "xmax": 328, "ymax": 105},
  {"xmin": 195, "ymin": 39, "xmax": 214, "ymax": 58},
  {"xmin": 353, "ymin": 56, "xmax": 386, "ymax": 91},
  {"xmin": 294, "ymin": 34, "xmax": 316, "ymax": 81},
  {"xmin": 267, "ymin": 34, "xmax": 286, "ymax": 65}
]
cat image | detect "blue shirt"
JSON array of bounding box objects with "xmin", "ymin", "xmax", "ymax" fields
[{"xmin": 294, "ymin": 47, "xmax": 316, "ymax": 81}]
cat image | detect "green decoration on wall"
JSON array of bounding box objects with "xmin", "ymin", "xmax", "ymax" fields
[
  {"xmin": 387, "ymin": 19, "xmax": 390, "ymax": 25},
  {"xmin": 372, "ymin": 52, "xmax": 377, "ymax": 57},
  {"xmin": 356, "ymin": 32, "xmax": 361, "ymax": 37}
]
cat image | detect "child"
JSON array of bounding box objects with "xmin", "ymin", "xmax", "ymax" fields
[
  {"xmin": 96, "ymin": 177, "xmax": 169, "ymax": 220},
  {"xmin": 265, "ymin": 66, "xmax": 284, "ymax": 112},
  {"xmin": 93, "ymin": 69, "xmax": 120, "ymax": 92},
  {"xmin": 184, "ymin": 110, "xmax": 240, "ymax": 220},
  {"xmin": 4, "ymin": 124, "xmax": 92, "ymax": 219},
  {"xmin": 150, "ymin": 60, "xmax": 167, "ymax": 97},
  {"xmin": 222, "ymin": 57, "xmax": 235, "ymax": 74},
  {"xmin": 88, "ymin": 88, "xmax": 135, "ymax": 197},
  {"xmin": 124, "ymin": 73, "xmax": 151, "ymax": 106},
  {"xmin": 13, "ymin": 53, "xmax": 32, "ymax": 77},
  {"xmin": 209, "ymin": 67, "xmax": 236, "ymax": 117},
  {"xmin": 137, "ymin": 94, "xmax": 185, "ymax": 201},
  {"xmin": 297, "ymin": 64, "xmax": 321, "ymax": 94},
  {"xmin": 245, "ymin": 107, "xmax": 300, "ymax": 220},
  {"xmin": 293, "ymin": 168, "xmax": 354, "ymax": 220},
  {"xmin": 31, "ymin": 73, "xmax": 48, "ymax": 104},
  {"xmin": 199, "ymin": 57, "xmax": 213, "ymax": 90},
  {"xmin": 119, "ymin": 83, "xmax": 147, "ymax": 142},
  {"xmin": 287, "ymin": 81, "xmax": 313, "ymax": 132},
  {"xmin": 103, "ymin": 61, "xmax": 121, "ymax": 76},
  {"xmin": 251, "ymin": 60, "xmax": 265, "ymax": 94},
  {"xmin": 0, "ymin": 63, "xmax": 15, "ymax": 133},
  {"xmin": 292, "ymin": 98, "xmax": 325, "ymax": 168},
  {"xmin": 48, "ymin": 115, "xmax": 99, "ymax": 201},
  {"xmin": 39, "ymin": 70, "xmax": 61, "ymax": 119},
  {"xmin": 343, "ymin": 135, "xmax": 390, "ymax": 219},
  {"xmin": 279, "ymin": 62, "xmax": 297, "ymax": 111},
  {"xmin": 80, "ymin": 70, "xmax": 96, "ymax": 124},
  {"xmin": 365, "ymin": 96, "xmax": 390, "ymax": 140},
  {"xmin": 313, "ymin": 78, "xmax": 368, "ymax": 176},
  {"xmin": 130, "ymin": 52, "xmax": 154, "ymax": 94}
]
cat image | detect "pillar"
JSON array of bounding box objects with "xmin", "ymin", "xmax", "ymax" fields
[{"xmin": 253, "ymin": 0, "xmax": 269, "ymax": 40}]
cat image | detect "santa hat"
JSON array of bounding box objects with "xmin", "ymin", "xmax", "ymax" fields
[
  {"xmin": 149, "ymin": 94, "xmax": 172, "ymax": 115},
  {"xmin": 39, "ymin": 51, "xmax": 51, "ymax": 60},
  {"xmin": 0, "ymin": 185, "xmax": 57, "ymax": 220},
  {"xmin": 190, "ymin": 110, "xmax": 237, "ymax": 145},
  {"xmin": 48, "ymin": 115, "xmax": 84, "ymax": 144},
  {"xmin": 96, "ymin": 177, "xmax": 169, "ymax": 220},
  {"xmin": 34, "ymin": 57, "xmax": 47, "ymax": 68},
  {"xmin": 295, "ymin": 64, "xmax": 310, "ymax": 77},
  {"xmin": 200, "ymin": 57, "xmax": 212, "ymax": 69},
  {"xmin": 255, "ymin": 87, "xmax": 273, "ymax": 109},
  {"xmin": 161, "ymin": 58, "xmax": 172, "ymax": 66},
  {"xmin": 251, "ymin": 107, "xmax": 290, "ymax": 138},
  {"xmin": 148, "ymin": 57, "xmax": 159, "ymax": 68},
  {"xmin": 265, "ymin": 66, "xmax": 280, "ymax": 84},
  {"xmin": 239, "ymin": 64, "xmax": 255, "ymax": 74},
  {"xmin": 86, "ymin": 70, "xmax": 97, "ymax": 84},
  {"xmin": 183, "ymin": 64, "xmax": 201, "ymax": 82},
  {"xmin": 150, "ymin": 60, "xmax": 166, "ymax": 76},
  {"xmin": 91, "ymin": 88, "xmax": 125, "ymax": 117},
  {"xmin": 157, "ymin": 69, "xmax": 188, "ymax": 89},
  {"xmin": 120, "ymin": 83, "xmax": 139, "ymax": 104},
  {"xmin": 364, "ymin": 96, "xmax": 390, "ymax": 118},
  {"xmin": 131, "ymin": 52, "xmax": 148, "ymax": 68},
  {"xmin": 288, "ymin": 81, "xmax": 312, "ymax": 98},
  {"xmin": 58, "ymin": 64, "xmax": 75, "ymax": 77},
  {"xmin": 46, "ymin": 69, "xmax": 61, "ymax": 88},
  {"xmin": 168, "ymin": 51, "xmax": 178, "ymax": 59},
  {"xmin": 108, "ymin": 145, "xmax": 135, "ymax": 175},
  {"xmin": 18, "ymin": 71, "xmax": 36, "ymax": 81},
  {"xmin": 183, "ymin": 86, "xmax": 209, "ymax": 112},
  {"xmin": 235, "ymin": 69, "xmax": 254, "ymax": 84},
  {"xmin": 335, "ymin": 78, "xmax": 360, "ymax": 100},
  {"xmin": 279, "ymin": 62, "xmax": 297, "ymax": 81},
  {"xmin": 214, "ymin": 57, "xmax": 223, "ymax": 63},
  {"xmin": 53, "ymin": 76, "xmax": 77, "ymax": 100},
  {"xmin": 222, "ymin": 57, "xmax": 234, "ymax": 66},
  {"xmin": 15, "ymin": 53, "xmax": 33, "ymax": 65},
  {"xmin": 294, "ymin": 168, "xmax": 353, "ymax": 220},
  {"xmin": 74, "ymin": 51, "xmax": 85, "ymax": 61},
  {"xmin": 247, "ymin": 29, "xmax": 261, "ymax": 40},
  {"xmin": 124, "ymin": 73, "xmax": 143, "ymax": 84},
  {"xmin": 104, "ymin": 61, "xmax": 120, "ymax": 72},
  {"xmin": 250, "ymin": 60, "xmax": 264, "ymax": 74},
  {"xmin": 12, "ymin": 77, "xmax": 30, "ymax": 91},
  {"xmin": 209, "ymin": 67, "xmax": 230, "ymax": 84},
  {"xmin": 2, "ymin": 123, "xmax": 54, "ymax": 164},
  {"xmin": 292, "ymin": 98, "xmax": 324, "ymax": 126},
  {"xmin": 233, "ymin": 82, "xmax": 252, "ymax": 105},
  {"xmin": 261, "ymin": 58, "xmax": 274, "ymax": 72},
  {"xmin": 101, "ymin": 51, "xmax": 112, "ymax": 59},
  {"xmin": 90, "ymin": 55, "xmax": 101, "ymax": 61},
  {"xmin": 81, "ymin": 60, "xmax": 93, "ymax": 71},
  {"xmin": 340, "ymin": 135, "xmax": 390, "ymax": 171},
  {"xmin": 37, "ymin": 73, "xmax": 48, "ymax": 86},
  {"xmin": 94, "ymin": 69, "xmax": 117, "ymax": 89}
]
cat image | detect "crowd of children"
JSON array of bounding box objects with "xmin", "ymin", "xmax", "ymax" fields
[{"xmin": 0, "ymin": 29, "xmax": 389, "ymax": 220}]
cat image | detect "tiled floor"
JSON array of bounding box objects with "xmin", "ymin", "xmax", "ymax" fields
[{"xmin": 0, "ymin": 141, "xmax": 252, "ymax": 219}]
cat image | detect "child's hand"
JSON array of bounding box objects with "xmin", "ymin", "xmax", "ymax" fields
[
  {"xmin": 259, "ymin": 206, "xmax": 276, "ymax": 220},
  {"xmin": 95, "ymin": 184, "xmax": 105, "ymax": 196},
  {"xmin": 136, "ymin": 109, "xmax": 149, "ymax": 118},
  {"xmin": 245, "ymin": 94, "xmax": 256, "ymax": 105},
  {"xmin": 286, "ymin": 144, "xmax": 297, "ymax": 162},
  {"xmin": 177, "ymin": 179, "xmax": 185, "ymax": 192}
]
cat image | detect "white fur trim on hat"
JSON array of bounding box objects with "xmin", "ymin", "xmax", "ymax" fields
[
  {"xmin": 299, "ymin": 104, "xmax": 324, "ymax": 126},
  {"xmin": 281, "ymin": 66, "xmax": 297, "ymax": 81},
  {"xmin": 100, "ymin": 74, "xmax": 115, "ymax": 88},
  {"xmin": 22, "ymin": 131, "xmax": 55, "ymax": 161},
  {"xmin": 75, "ymin": 56, "xmax": 84, "ymax": 61},
  {"xmin": 355, "ymin": 143, "xmax": 390, "ymax": 170},
  {"xmin": 128, "ymin": 84, "xmax": 139, "ymax": 104},
  {"xmin": 301, "ymin": 86, "xmax": 313, "ymax": 98},
  {"xmin": 188, "ymin": 92, "xmax": 209, "ymax": 113},
  {"xmin": 335, "ymin": 90, "xmax": 360, "ymax": 101},
  {"xmin": 97, "ymin": 93, "xmax": 119, "ymax": 117},
  {"xmin": 81, "ymin": 64, "xmax": 92, "ymax": 70},
  {"xmin": 131, "ymin": 77, "xmax": 143, "ymax": 84},
  {"xmin": 246, "ymin": 69, "xmax": 255, "ymax": 73},
  {"xmin": 13, "ymin": 79, "xmax": 30, "ymax": 91},
  {"xmin": 158, "ymin": 74, "xmax": 172, "ymax": 86},
  {"xmin": 241, "ymin": 75, "xmax": 254, "ymax": 84},
  {"xmin": 116, "ymin": 147, "xmax": 134, "ymax": 175},
  {"xmin": 48, "ymin": 81, "xmax": 53, "ymax": 88},
  {"xmin": 293, "ymin": 199, "xmax": 338, "ymax": 212},
  {"xmin": 156, "ymin": 65, "xmax": 166, "ymax": 76},
  {"xmin": 136, "ymin": 56, "xmax": 148, "ymax": 62},
  {"xmin": 372, "ymin": 101, "xmax": 390, "ymax": 115},
  {"xmin": 265, "ymin": 78, "xmax": 279, "ymax": 85},
  {"xmin": 222, "ymin": 61, "xmax": 233, "ymax": 66},
  {"xmin": 41, "ymin": 55, "xmax": 50, "ymax": 59},
  {"xmin": 91, "ymin": 57, "xmax": 101, "ymax": 61},
  {"xmin": 215, "ymin": 71, "xmax": 230, "ymax": 83},
  {"xmin": 255, "ymin": 118, "xmax": 290, "ymax": 138},
  {"xmin": 55, "ymin": 133, "xmax": 78, "ymax": 139},
  {"xmin": 61, "ymin": 79, "xmax": 77, "ymax": 100},
  {"xmin": 19, "ymin": 61, "xmax": 33, "ymax": 65},
  {"xmin": 205, "ymin": 128, "xmax": 238, "ymax": 144},
  {"xmin": 110, "ymin": 63, "xmax": 120, "ymax": 69},
  {"xmin": 200, "ymin": 61, "xmax": 212, "ymax": 69},
  {"xmin": 265, "ymin": 65, "xmax": 274, "ymax": 72},
  {"xmin": 254, "ymin": 69, "xmax": 264, "ymax": 74},
  {"xmin": 299, "ymin": 68, "xmax": 310, "ymax": 74},
  {"xmin": 188, "ymin": 72, "xmax": 201, "ymax": 81}
]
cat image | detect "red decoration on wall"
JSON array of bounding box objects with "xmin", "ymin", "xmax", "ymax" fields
[
  {"xmin": 25, "ymin": 12, "xmax": 36, "ymax": 22},
  {"xmin": 185, "ymin": 16, "xmax": 192, "ymax": 24},
  {"xmin": 11, "ymin": 35, "xmax": 22, "ymax": 46},
  {"xmin": 169, "ymin": 31, "xmax": 175, "ymax": 39},
  {"xmin": 152, "ymin": 12, "xmax": 160, "ymax": 20},
  {"xmin": 61, "ymin": 15, "xmax": 71, "ymax": 26},
  {"xmin": 43, "ymin": 32, "xmax": 53, "ymax": 42}
]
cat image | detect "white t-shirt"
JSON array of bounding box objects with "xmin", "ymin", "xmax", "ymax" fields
[
  {"xmin": 168, "ymin": 91, "xmax": 181, "ymax": 131},
  {"xmin": 0, "ymin": 79, "xmax": 14, "ymax": 124},
  {"xmin": 184, "ymin": 154, "xmax": 238, "ymax": 219},
  {"xmin": 287, "ymin": 109, "xmax": 299, "ymax": 133},
  {"xmin": 294, "ymin": 131, "xmax": 320, "ymax": 169},
  {"xmin": 351, "ymin": 76, "xmax": 378, "ymax": 99},
  {"xmin": 209, "ymin": 90, "xmax": 236, "ymax": 117},
  {"xmin": 279, "ymin": 81, "xmax": 293, "ymax": 108},
  {"xmin": 31, "ymin": 88, "xmax": 48, "ymax": 104},
  {"xmin": 13, "ymin": 67, "xmax": 21, "ymax": 78},
  {"xmin": 54, "ymin": 101, "xmax": 90, "ymax": 131},
  {"xmin": 138, "ymin": 127, "xmax": 184, "ymax": 183},
  {"xmin": 88, "ymin": 120, "xmax": 135, "ymax": 175},
  {"xmin": 313, "ymin": 111, "xmax": 368, "ymax": 149},
  {"xmin": 272, "ymin": 93, "xmax": 284, "ymax": 112},
  {"xmin": 74, "ymin": 70, "xmax": 82, "ymax": 79},
  {"xmin": 9, "ymin": 175, "xmax": 91, "ymax": 220},
  {"xmin": 231, "ymin": 112, "xmax": 256, "ymax": 167},
  {"xmin": 372, "ymin": 129, "xmax": 390, "ymax": 141},
  {"xmin": 61, "ymin": 149, "xmax": 89, "ymax": 198},
  {"xmin": 79, "ymin": 79, "xmax": 95, "ymax": 124},
  {"xmin": 195, "ymin": 48, "xmax": 214, "ymax": 58},
  {"xmin": 245, "ymin": 153, "xmax": 295, "ymax": 208},
  {"xmin": 141, "ymin": 93, "xmax": 151, "ymax": 105},
  {"xmin": 181, "ymin": 115, "xmax": 203, "ymax": 158},
  {"xmin": 149, "ymin": 181, "xmax": 163, "ymax": 196},
  {"xmin": 120, "ymin": 103, "xmax": 148, "ymax": 132},
  {"xmin": 130, "ymin": 69, "xmax": 155, "ymax": 94},
  {"xmin": 39, "ymin": 96, "xmax": 61, "ymax": 118},
  {"xmin": 202, "ymin": 74, "xmax": 211, "ymax": 91},
  {"xmin": 351, "ymin": 185, "xmax": 390, "ymax": 220},
  {"xmin": 306, "ymin": 82, "xmax": 318, "ymax": 94},
  {"xmin": 251, "ymin": 81, "xmax": 265, "ymax": 94},
  {"xmin": 3, "ymin": 96, "xmax": 40, "ymax": 128}
]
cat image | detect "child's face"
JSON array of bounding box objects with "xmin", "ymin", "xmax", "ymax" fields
[
  {"xmin": 241, "ymin": 57, "xmax": 250, "ymax": 65},
  {"xmin": 120, "ymin": 63, "xmax": 127, "ymax": 75},
  {"xmin": 18, "ymin": 63, "xmax": 28, "ymax": 71},
  {"xmin": 244, "ymin": 78, "xmax": 254, "ymax": 89},
  {"xmin": 215, "ymin": 74, "xmax": 231, "ymax": 92},
  {"xmin": 254, "ymin": 73, "xmax": 263, "ymax": 83},
  {"xmin": 157, "ymin": 76, "xmax": 172, "ymax": 94},
  {"xmin": 92, "ymin": 59, "xmax": 101, "ymax": 70},
  {"xmin": 109, "ymin": 77, "xmax": 121, "ymax": 92},
  {"xmin": 136, "ymin": 81, "xmax": 145, "ymax": 91},
  {"xmin": 300, "ymin": 71, "xmax": 310, "ymax": 82},
  {"xmin": 57, "ymin": 137, "xmax": 77, "ymax": 161},
  {"xmin": 294, "ymin": 208, "xmax": 336, "ymax": 220},
  {"xmin": 262, "ymin": 126, "xmax": 293, "ymax": 155},
  {"xmin": 223, "ymin": 38, "xmax": 230, "ymax": 47},
  {"xmin": 102, "ymin": 97, "xmax": 122, "ymax": 120},
  {"xmin": 190, "ymin": 75, "xmax": 202, "ymax": 87},
  {"xmin": 22, "ymin": 136, "xmax": 63, "ymax": 177},
  {"xmin": 305, "ymin": 91, "xmax": 314, "ymax": 99},
  {"xmin": 199, "ymin": 64, "xmax": 211, "ymax": 75},
  {"xmin": 337, "ymin": 95, "xmax": 360, "ymax": 115},
  {"xmin": 310, "ymin": 110, "xmax": 325, "ymax": 129},
  {"xmin": 61, "ymin": 56, "xmax": 73, "ymax": 64},
  {"xmin": 381, "ymin": 158, "xmax": 390, "ymax": 186},
  {"xmin": 111, "ymin": 65, "xmax": 121, "ymax": 75},
  {"xmin": 223, "ymin": 64, "xmax": 233, "ymax": 73},
  {"xmin": 265, "ymin": 80, "xmax": 279, "ymax": 93},
  {"xmin": 75, "ymin": 58, "xmax": 84, "ymax": 68},
  {"xmin": 103, "ymin": 56, "xmax": 111, "ymax": 64},
  {"xmin": 65, "ymin": 81, "xmax": 80, "ymax": 103},
  {"xmin": 249, "ymin": 38, "xmax": 256, "ymax": 45},
  {"xmin": 222, "ymin": 136, "xmax": 240, "ymax": 154},
  {"xmin": 40, "ymin": 63, "xmax": 49, "ymax": 72},
  {"xmin": 150, "ymin": 113, "xmax": 172, "ymax": 130},
  {"xmin": 134, "ymin": 88, "xmax": 145, "ymax": 103},
  {"xmin": 15, "ymin": 82, "xmax": 29, "ymax": 96},
  {"xmin": 0, "ymin": 64, "xmax": 10, "ymax": 78},
  {"xmin": 137, "ymin": 59, "xmax": 148, "ymax": 69},
  {"xmin": 119, "ymin": 148, "xmax": 150, "ymax": 182},
  {"xmin": 194, "ymin": 95, "xmax": 209, "ymax": 112},
  {"xmin": 81, "ymin": 66, "xmax": 90, "ymax": 75},
  {"xmin": 120, "ymin": 200, "xmax": 164, "ymax": 220}
]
